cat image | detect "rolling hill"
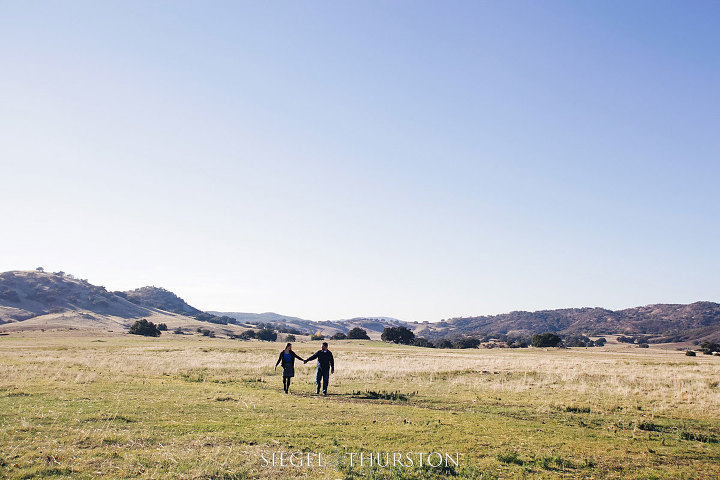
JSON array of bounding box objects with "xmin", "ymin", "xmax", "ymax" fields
[
  {"xmin": 413, "ymin": 302, "xmax": 720, "ymax": 342},
  {"xmin": 0, "ymin": 270, "xmax": 238, "ymax": 335},
  {"xmin": 2, "ymin": 269, "xmax": 719, "ymax": 343}
]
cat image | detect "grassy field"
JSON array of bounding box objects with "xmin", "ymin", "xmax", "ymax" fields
[{"xmin": 1, "ymin": 332, "xmax": 719, "ymax": 479}]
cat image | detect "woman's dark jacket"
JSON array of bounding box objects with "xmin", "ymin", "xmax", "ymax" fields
[{"xmin": 275, "ymin": 350, "xmax": 302, "ymax": 369}]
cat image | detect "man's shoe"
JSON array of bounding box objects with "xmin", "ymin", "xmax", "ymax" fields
[
  {"xmin": 322, "ymin": 391, "xmax": 327, "ymax": 395},
  {"xmin": 316, "ymin": 388, "xmax": 320, "ymax": 395}
]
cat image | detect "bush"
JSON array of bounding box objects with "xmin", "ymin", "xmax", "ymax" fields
[
  {"xmin": 347, "ymin": 327, "xmax": 371, "ymax": 340},
  {"xmin": 310, "ymin": 332, "xmax": 325, "ymax": 341},
  {"xmin": 173, "ymin": 327, "xmax": 185, "ymax": 335},
  {"xmin": 412, "ymin": 337, "xmax": 434, "ymax": 348},
  {"xmin": 240, "ymin": 330, "xmax": 256, "ymax": 339},
  {"xmin": 454, "ymin": 337, "xmax": 481, "ymax": 349},
  {"xmin": 158, "ymin": 323, "xmax": 168, "ymax": 331},
  {"xmin": 638, "ymin": 343, "xmax": 649, "ymax": 348},
  {"xmin": 699, "ymin": 342, "xmax": 719, "ymax": 355},
  {"xmin": 532, "ymin": 332, "xmax": 562, "ymax": 348},
  {"xmin": 285, "ymin": 334, "xmax": 296, "ymax": 342},
  {"xmin": 257, "ymin": 328, "xmax": 278, "ymax": 341},
  {"xmin": 381, "ymin": 326, "xmax": 415, "ymax": 345},
  {"xmin": 331, "ymin": 332, "xmax": 347, "ymax": 340},
  {"xmin": 564, "ymin": 335, "xmax": 594, "ymax": 347},
  {"xmin": 435, "ymin": 339, "xmax": 454, "ymax": 349},
  {"xmin": 685, "ymin": 350, "xmax": 696, "ymax": 357},
  {"xmin": 128, "ymin": 319, "xmax": 161, "ymax": 337}
]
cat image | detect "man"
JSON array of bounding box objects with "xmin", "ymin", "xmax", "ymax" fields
[{"xmin": 304, "ymin": 342, "xmax": 334, "ymax": 395}]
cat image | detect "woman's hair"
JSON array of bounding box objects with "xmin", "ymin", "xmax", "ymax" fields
[{"xmin": 285, "ymin": 343, "xmax": 292, "ymax": 349}]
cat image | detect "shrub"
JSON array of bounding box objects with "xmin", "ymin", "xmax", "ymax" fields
[
  {"xmin": 532, "ymin": 332, "xmax": 562, "ymax": 347},
  {"xmin": 435, "ymin": 339, "xmax": 454, "ymax": 349},
  {"xmin": 331, "ymin": 332, "xmax": 347, "ymax": 340},
  {"xmin": 240, "ymin": 330, "xmax": 256, "ymax": 339},
  {"xmin": 158, "ymin": 323, "xmax": 168, "ymax": 331},
  {"xmin": 173, "ymin": 327, "xmax": 184, "ymax": 335},
  {"xmin": 412, "ymin": 337, "xmax": 435, "ymax": 348},
  {"xmin": 310, "ymin": 332, "xmax": 325, "ymax": 341},
  {"xmin": 128, "ymin": 319, "xmax": 161, "ymax": 337},
  {"xmin": 685, "ymin": 350, "xmax": 697, "ymax": 357},
  {"xmin": 564, "ymin": 335, "xmax": 594, "ymax": 347},
  {"xmin": 285, "ymin": 334, "xmax": 296, "ymax": 342},
  {"xmin": 347, "ymin": 327, "xmax": 370, "ymax": 340},
  {"xmin": 454, "ymin": 337, "xmax": 481, "ymax": 349}
]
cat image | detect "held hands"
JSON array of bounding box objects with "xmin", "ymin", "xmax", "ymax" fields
[
  {"xmin": 331, "ymin": 368, "xmax": 334, "ymax": 374},
  {"xmin": 303, "ymin": 360, "xmax": 307, "ymax": 364}
]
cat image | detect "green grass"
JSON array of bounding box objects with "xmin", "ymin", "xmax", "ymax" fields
[{"xmin": 0, "ymin": 333, "xmax": 719, "ymax": 479}]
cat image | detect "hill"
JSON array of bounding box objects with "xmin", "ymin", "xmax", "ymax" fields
[
  {"xmin": 0, "ymin": 270, "xmax": 149, "ymax": 323},
  {"xmin": 3, "ymin": 269, "xmax": 718, "ymax": 343},
  {"xmin": 212, "ymin": 312, "xmax": 406, "ymax": 339},
  {"xmin": 416, "ymin": 302, "xmax": 720, "ymax": 343},
  {"xmin": 120, "ymin": 286, "xmax": 202, "ymax": 316},
  {"xmin": 0, "ymin": 270, "xmax": 240, "ymax": 336}
]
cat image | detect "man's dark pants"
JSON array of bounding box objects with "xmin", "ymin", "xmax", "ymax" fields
[{"xmin": 316, "ymin": 366, "xmax": 330, "ymax": 394}]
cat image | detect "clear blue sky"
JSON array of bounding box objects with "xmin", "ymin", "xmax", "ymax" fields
[{"xmin": 1, "ymin": 1, "xmax": 718, "ymax": 321}]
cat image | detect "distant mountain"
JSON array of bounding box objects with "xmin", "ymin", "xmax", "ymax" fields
[
  {"xmin": 210, "ymin": 303, "xmax": 720, "ymax": 343},
  {"xmin": 211, "ymin": 312, "xmax": 408, "ymax": 339},
  {"xmin": 209, "ymin": 311, "xmax": 311, "ymax": 326},
  {"xmin": 416, "ymin": 302, "xmax": 720, "ymax": 343},
  {"xmin": 120, "ymin": 286, "xmax": 202, "ymax": 316}
]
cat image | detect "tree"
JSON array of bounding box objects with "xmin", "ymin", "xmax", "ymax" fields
[
  {"xmin": 435, "ymin": 339, "xmax": 454, "ymax": 349},
  {"xmin": 331, "ymin": 332, "xmax": 347, "ymax": 340},
  {"xmin": 157, "ymin": 323, "xmax": 168, "ymax": 331},
  {"xmin": 381, "ymin": 326, "xmax": 415, "ymax": 345},
  {"xmin": 257, "ymin": 328, "xmax": 278, "ymax": 341},
  {"xmin": 285, "ymin": 334, "xmax": 296, "ymax": 342},
  {"xmin": 310, "ymin": 330, "xmax": 325, "ymax": 341},
  {"xmin": 531, "ymin": 332, "xmax": 562, "ymax": 348},
  {"xmin": 128, "ymin": 319, "xmax": 161, "ymax": 337},
  {"xmin": 347, "ymin": 327, "xmax": 370, "ymax": 340},
  {"xmin": 36, "ymin": 267, "xmax": 44, "ymax": 272}
]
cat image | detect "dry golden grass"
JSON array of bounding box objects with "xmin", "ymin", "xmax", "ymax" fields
[{"xmin": 1, "ymin": 332, "xmax": 719, "ymax": 479}]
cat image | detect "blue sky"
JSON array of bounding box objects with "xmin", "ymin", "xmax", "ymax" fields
[{"xmin": 1, "ymin": 1, "xmax": 718, "ymax": 321}]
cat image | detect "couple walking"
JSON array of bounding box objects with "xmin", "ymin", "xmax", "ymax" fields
[{"xmin": 274, "ymin": 342, "xmax": 335, "ymax": 395}]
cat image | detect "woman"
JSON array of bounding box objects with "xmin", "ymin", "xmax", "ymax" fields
[{"xmin": 274, "ymin": 343, "xmax": 305, "ymax": 393}]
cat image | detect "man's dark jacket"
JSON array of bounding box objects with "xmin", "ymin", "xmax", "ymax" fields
[{"xmin": 306, "ymin": 349, "xmax": 334, "ymax": 372}]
